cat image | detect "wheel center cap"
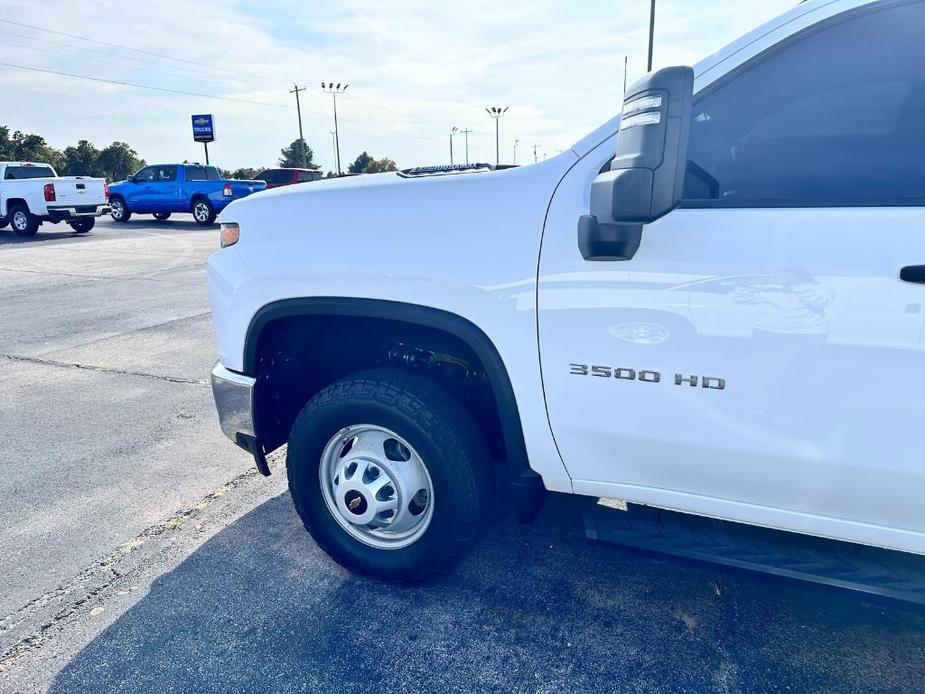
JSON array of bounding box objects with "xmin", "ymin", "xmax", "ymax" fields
[{"xmin": 344, "ymin": 490, "xmax": 368, "ymax": 516}]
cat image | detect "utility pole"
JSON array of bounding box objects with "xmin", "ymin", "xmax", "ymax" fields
[
  {"xmin": 513, "ymin": 139, "xmax": 520, "ymax": 165},
  {"xmin": 647, "ymin": 0, "xmax": 656, "ymax": 71},
  {"xmin": 321, "ymin": 82, "xmax": 348, "ymax": 175},
  {"xmin": 289, "ymin": 84, "xmax": 308, "ymax": 168},
  {"xmin": 624, "ymin": 55, "xmax": 628, "ymax": 93},
  {"xmin": 450, "ymin": 126, "xmax": 458, "ymax": 165},
  {"xmin": 532, "ymin": 143, "xmax": 539, "ymax": 163},
  {"xmin": 485, "ymin": 106, "xmax": 508, "ymax": 166},
  {"xmin": 459, "ymin": 128, "xmax": 473, "ymax": 164}
]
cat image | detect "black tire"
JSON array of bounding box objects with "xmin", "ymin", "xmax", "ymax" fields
[
  {"xmin": 68, "ymin": 218, "xmax": 95, "ymax": 234},
  {"xmin": 191, "ymin": 198, "xmax": 216, "ymax": 225},
  {"xmin": 0, "ymin": 216, "xmax": 8, "ymax": 230},
  {"xmin": 109, "ymin": 197, "xmax": 131, "ymax": 223},
  {"xmin": 287, "ymin": 368, "xmax": 492, "ymax": 582},
  {"xmin": 9, "ymin": 204, "xmax": 39, "ymax": 237},
  {"xmin": 152, "ymin": 212, "xmax": 171, "ymax": 221}
]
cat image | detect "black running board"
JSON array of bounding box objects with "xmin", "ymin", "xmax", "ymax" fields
[{"xmin": 583, "ymin": 500, "xmax": 925, "ymax": 605}]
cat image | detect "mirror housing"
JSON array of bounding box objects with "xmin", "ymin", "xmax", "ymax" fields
[{"xmin": 579, "ymin": 65, "xmax": 694, "ymax": 260}]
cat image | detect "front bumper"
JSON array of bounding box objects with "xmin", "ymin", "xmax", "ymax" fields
[{"xmin": 211, "ymin": 361, "xmax": 256, "ymax": 443}]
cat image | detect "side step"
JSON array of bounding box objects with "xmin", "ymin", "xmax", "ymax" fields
[{"xmin": 583, "ymin": 500, "xmax": 925, "ymax": 605}]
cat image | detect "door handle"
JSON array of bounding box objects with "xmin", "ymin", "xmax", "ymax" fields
[{"xmin": 899, "ymin": 266, "xmax": 925, "ymax": 284}]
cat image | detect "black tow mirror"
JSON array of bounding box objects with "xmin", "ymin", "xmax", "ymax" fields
[{"xmin": 579, "ymin": 65, "xmax": 694, "ymax": 261}]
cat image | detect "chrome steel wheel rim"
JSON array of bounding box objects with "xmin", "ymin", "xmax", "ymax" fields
[
  {"xmin": 194, "ymin": 202, "xmax": 209, "ymax": 221},
  {"xmin": 12, "ymin": 211, "xmax": 27, "ymax": 231},
  {"xmin": 319, "ymin": 424, "xmax": 434, "ymax": 550},
  {"xmin": 111, "ymin": 201, "xmax": 123, "ymax": 218}
]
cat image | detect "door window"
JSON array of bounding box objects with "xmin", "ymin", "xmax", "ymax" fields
[
  {"xmin": 155, "ymin": 165, "xmax": 177, "ymax": 182},
  {"xmin": 133, "ymin": 166, "xmax": 157, "ymax": 182},
  {"xmin": 682, "ymin": 1, "xmax": 925, "ymax": 207}
]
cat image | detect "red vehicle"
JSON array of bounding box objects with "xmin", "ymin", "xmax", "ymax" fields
[{"xmin": 254, "ymin": 168, "xmax": 323, "ymax": 189}]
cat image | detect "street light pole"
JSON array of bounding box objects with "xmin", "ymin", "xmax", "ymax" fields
[
  {"xmin": 289, "ymin": 84, "xmax": 308, "ymax": 168},
  {"xmin": 647, "ymin": 0, "xmax": 656, "ymax": 72},
  {"xmin": 322, "ymin": 82, "xmax": 348, "ymax": 175},
  {"xmin": 329, "ymin": 131, "xmax": 336, "ymax": 172},
  {"xmin": 532, "ymin": 143, "xmax": 539, "ymax": 163},
  {"xmin": 459, "ymin": 128, "xmax": 473, "ymax": 164},
  {"xmin": 450, "ymin": 126, "xmax": 458, "ymax": 165},
  {"xmin": 485, "ymin": 106, "xmax": 508, "ymax": 166},
  {"xmin": 513, "ymin": 139, "xmax": 520, "ymax": 165}
]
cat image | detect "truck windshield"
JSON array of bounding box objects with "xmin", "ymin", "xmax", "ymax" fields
[{"xmin": 4, "ymin": 165, "xmax": 55, "ymax": 179}]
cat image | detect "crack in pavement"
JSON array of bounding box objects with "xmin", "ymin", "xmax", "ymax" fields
[
  {"xmin": 0, "ymin": 353, "xmax": 208, "ymax": 386},
  {"xmin": 0, "ymin": 264, "xmax": 205, "ymax": 284},
  {"xmin": 0, "ymin": 455, "xmax": 283, "ymax": 672},
  {"xmin": 32, "ymin": 311, "xmax": 212, "ymax": 358}
]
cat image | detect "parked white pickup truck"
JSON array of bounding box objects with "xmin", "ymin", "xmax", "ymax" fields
[
  {"xmin": 209, "ymin": 0, "xmax": 925, "ymax": 597},
  {"xmin": 0, "ymin": 162, "xmax": 109, "ymax": 237}
]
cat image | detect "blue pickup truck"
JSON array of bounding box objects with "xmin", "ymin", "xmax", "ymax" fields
[{"xmin": 108, "ymin": 164, "xmax": 266, "ymax": 225}]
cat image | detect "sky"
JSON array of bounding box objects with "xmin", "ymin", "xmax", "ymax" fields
[{"xmin": 0, "ymin": 0, "xmax": 796, "ymax": 173}]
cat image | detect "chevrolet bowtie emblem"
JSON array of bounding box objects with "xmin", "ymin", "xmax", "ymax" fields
[{"xmin": 348, "ymin": 496, "xmax": 362, "ymax": 510}]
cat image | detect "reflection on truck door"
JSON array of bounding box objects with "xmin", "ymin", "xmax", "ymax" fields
[{"xmin": 538, "ymin": 2, "xmax": 925, "ymax": 549}]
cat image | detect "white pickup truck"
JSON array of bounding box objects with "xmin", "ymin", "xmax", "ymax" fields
[
  {"xmin": 208, "ymin": 0, "xmax": 925, "ymax": 597},
  {"xmin": 0, "ymin": 162, "xmax": 109, "ymax": 237}
]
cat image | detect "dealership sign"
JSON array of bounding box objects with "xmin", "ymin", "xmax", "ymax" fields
[{"xmin": 191, "ymin": 114, "xmax": 215, "ymax": 143}]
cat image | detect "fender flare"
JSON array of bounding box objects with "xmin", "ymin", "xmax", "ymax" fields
[{"xmin": 244, "ymin": 297, "xmax": 544, "ymax": 520}]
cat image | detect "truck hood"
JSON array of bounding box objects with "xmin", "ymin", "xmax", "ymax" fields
[
  {"xmin": 223, "ymin": 151, "xmax": 580, "ymax": 225},
  {"xmin": 219, "ymin": 149, "xmax": 582, "ymax": 286}
]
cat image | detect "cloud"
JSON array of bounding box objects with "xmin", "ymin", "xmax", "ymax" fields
[{"xmin": 0, "ymin": 0, "xmax": 795, "ymax": 170}]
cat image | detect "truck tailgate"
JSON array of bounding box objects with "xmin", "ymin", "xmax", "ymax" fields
[{"xmin": 53, "ymin": 177, "xmax": 108, "ymax": 206}]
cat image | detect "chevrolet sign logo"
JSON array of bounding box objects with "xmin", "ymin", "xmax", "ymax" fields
[{"xmin": 194, "ymin": 118, "xmax": 209, "ymax": 125}]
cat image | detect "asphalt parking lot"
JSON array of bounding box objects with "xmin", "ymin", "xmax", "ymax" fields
[{"xmin": 1, "ymin": 217, "xmax": 924, "ymax": 693}]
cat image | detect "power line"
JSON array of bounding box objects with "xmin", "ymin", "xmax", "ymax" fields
[
  {"xmin": 0, "ymin": 59, "xmax": 492, "ymax": 156},
  {"xmin": 0, "ymin": 61, "xmax": 289, "ymax": 108},
  {"xmin": 0, "ymin": 36, "xmax": 243, "ymax": 88},
  {"xmin": 0, "ymin": 21, "xmax": 499, "ymax": 158},
  {"xmin": 0, "ymin": 18, "xmax": 289, "ymax": 86}
]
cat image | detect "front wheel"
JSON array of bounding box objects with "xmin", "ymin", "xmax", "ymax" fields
[
  {"xmin": 191, "ymin": 199, "xmax": 216, "ymax": 225},
  {"xmin": 287, "ymin": 368, "xmax": 492, "ymax": 582},
  {"xmin": 109, "ymin": 197, "xmax": 131, "ymax": 223},
  {"xmin": 152, "ymin": 212, "xmax": 171, "ymax": 221},
  {"xmin": 9, "ymin": 204, "xmax": 38, "ymax": 237},
  {"xmin": 69, "ymin": 218, "xmax": 95, "ymax": 234}
]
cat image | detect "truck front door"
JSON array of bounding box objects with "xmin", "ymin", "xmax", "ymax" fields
[
  {"xmin": 538, "ymin": 1, "xmax": 925, "ymax": 552},
  {"xmin": 147, "ymin": 165, "xmax": 179, "ymax": 213}
]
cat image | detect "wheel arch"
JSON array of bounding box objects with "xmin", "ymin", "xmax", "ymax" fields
[
  {"xmin": 245, "ymin": 297, "xmax": 544, "ymax": 520},
  {"xmin": 5, "ymin": 197, "xmax": 29, "ymax": 214},
  {"xmin": 189, "ymin": 192, "xmax": 212, "ymax": 208}
]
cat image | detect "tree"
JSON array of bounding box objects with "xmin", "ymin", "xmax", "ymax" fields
[
  {"xmin": 60, "ymin": 140, "xmax": 101, "ymax": 177},
  {"xmin": 365, "ymin": 157, "xmax": 398, "ymax": 173},
  {"xmin": 10, "ymin": 131, "xmax": 60, "ymax": 167},
  {"xmin": 230, "ymin": 167, "xmax": 261, "ymax": 180},
  {"xmin": 348, "ymin": 151, "xmax": 372, "ymax": 174},
  {"xmin": 348, "ymin": 152, "xmax": 397, "ymax": 174},
  {"xmin": 0, "ymin": 126, "xmax": 11, "ymax": 160},
  {"xmin": 97, "ymin": 142, "xmax": 144, "ymax": 181},
  {"xmin": 278, "ymin": 139, "xmax": 320, "ymax": 169}
]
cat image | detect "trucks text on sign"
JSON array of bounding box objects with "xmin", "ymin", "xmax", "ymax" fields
[{"xmin": 191, "ymin": 114, "xmax": 215, "ymax": 143}]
